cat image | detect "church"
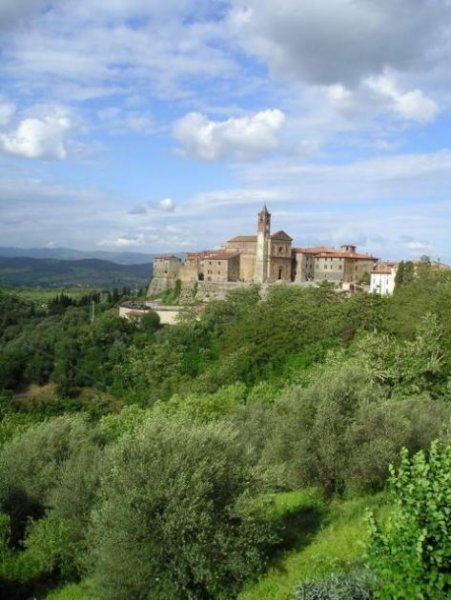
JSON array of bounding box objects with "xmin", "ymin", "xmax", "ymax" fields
[{"xmin": 223, "ymin": 204, "xmax": 292, "ymax": 283}]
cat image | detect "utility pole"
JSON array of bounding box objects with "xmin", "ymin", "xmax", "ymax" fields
[{"xmin": 90, "ymin": 298, "xmax": 96, "ymax": 324}]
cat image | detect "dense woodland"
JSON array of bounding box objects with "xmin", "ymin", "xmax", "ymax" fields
[{"xmin": 2, "ymin": 260, "xmax": 451, "ymax": 599}]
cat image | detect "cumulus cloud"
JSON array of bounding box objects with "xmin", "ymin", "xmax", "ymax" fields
[
  {"xmin": 173, "ymin": 109, "xmax": 286, "ymax": 160},
  {"xmin": 0, "ymin": 111, "xmax": 73, "ymax": 160},
  {"xmin": 326, "ymin": 77, "xmax": 439, "ymax": 123},
  {"xmin": 366, "ymin": 76, "xmax": 439, "ymax": 123},
  {"xmin": 230, "ymin": 0, "xmax": 450, "ymax": 86}
]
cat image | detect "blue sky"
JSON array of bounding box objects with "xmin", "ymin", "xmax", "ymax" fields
[{"xmin": 1, "ymin": 0, "xmax": 451, "ymax": 262}]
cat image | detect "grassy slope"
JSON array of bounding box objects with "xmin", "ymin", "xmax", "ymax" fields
[
  {"xmin": 46, "ymin": 490, "xmax": 389, "ymax": 600},
  {"xmin": 238, "ymin": 490, "xmax": 389, "ymax": 600}
]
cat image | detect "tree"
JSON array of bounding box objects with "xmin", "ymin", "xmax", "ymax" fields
[
  {"xmin": 394, "ymin": 261, "xmax": 414, "ymax": 289},
  {"xmin": 367, "ymin": 443, "xmax": 451, "ymax": 599},
  {"xmin": 89, "ymin": 417, "xmax": 276, "ymax": 599},
  {"xmin": 0, "ymin": 415, "xmax": 104, "ymax": 580}
]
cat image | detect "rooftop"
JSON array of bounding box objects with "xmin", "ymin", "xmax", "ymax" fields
[{"xmin": 227, "ymin": 235, "xmax": 257, "ymax": 243}]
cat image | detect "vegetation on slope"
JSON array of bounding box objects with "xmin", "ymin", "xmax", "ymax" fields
[{"xmin": 1, "ymin": 262, "xmax": 451, "ymax": 598}]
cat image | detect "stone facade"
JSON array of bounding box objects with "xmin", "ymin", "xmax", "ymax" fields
[
  {"xmin": 294, "ymin": 245, "xmax": 377, "ymax": 285},
  {"xmin": 147, "ymin": 206, "xmax": 379, "ymax": 298},
  {"xmin": 147, "ymin": 254, "xmax": 182, "ymax": 297}
]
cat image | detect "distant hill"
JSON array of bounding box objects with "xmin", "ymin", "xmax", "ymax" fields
[
  {"xmin": 0, "ymin": 246, "xmax": 156, "ymax": 265},
  {"xmin": 0, "ymin": 257, "xmax": 153, "ymax": 289}
]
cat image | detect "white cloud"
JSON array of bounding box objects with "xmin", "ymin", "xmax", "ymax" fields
[
  {"xmin": 402, "ymin": 239, "xmax": 432, "ymax": 254},
  {"xmin": 230, "ymin": 0, "xmax": 450, "ymax": 86},
  {"xmin": 173, "ymin": 109, "xmax": 286, "ymax": 160},
  {"xmin": 1, "ymin": 5, "xmax": 237, "ymax": 105},
  {"xmin": 366, "ymin": 76, "xmax": 439, "ymax": 123},
  {"xmin": 159, "ymin": 197, "xmax": 175, "ymax": 212},
  {"xmin": 0, "ymin": 100, "xmax": 16, "ymax": 126},
  {"xmin": 98, "ymin": 235, "xmax": 146, "ymax": 248},
  {"xmin": 0, "ymin": 111, "xmax": 73, "ymax": 160}
]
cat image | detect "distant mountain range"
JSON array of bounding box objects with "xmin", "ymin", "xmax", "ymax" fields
[
  {"xmin": 0, "ymin": 246, "xmax": 155, "ymax": 265},
  {"xmin": 0, "ymin": 257, "xmax": 153, "ymax": 289}
]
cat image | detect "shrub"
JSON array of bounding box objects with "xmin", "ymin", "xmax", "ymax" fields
[
  {"xmin": 294, "ymin": 570, "xmax": 374, "ymax": 599},
  {"xmin": 367, "ymin": 442, "xmax": 451, "ymax": 598}
]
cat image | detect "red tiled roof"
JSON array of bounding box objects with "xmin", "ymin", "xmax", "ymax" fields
[
  {"xmin": 294, "ymin": 246, "xmax": 334, "ymax": 254},
  {"xmin": 373, "ymin": 268, "xmax": 394, "ymax": 275},
  {"xmin": 204, "ymin": 251, "xmax": 240, "ymax": 261},
  {"xmin": 227, "ymin": 235, "xmax": 257, "ymax": 243},
  {"xmin": 295, "ymin": 246, "xmax": 377, "ymax": 260},
  {"xmin": 186, "ymin": 251, "xmax": 210, "ymax": 259}
]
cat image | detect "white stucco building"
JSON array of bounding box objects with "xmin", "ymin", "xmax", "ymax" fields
[{"xmin": 370, "ymin": 263, "xmax": 398, "ymax": 296}]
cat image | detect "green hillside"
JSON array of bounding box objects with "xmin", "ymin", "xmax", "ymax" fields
[{"xmin": 0, "ymin": 257, "xmax": 152, "ymax": 289}]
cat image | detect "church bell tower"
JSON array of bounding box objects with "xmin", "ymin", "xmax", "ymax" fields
[{"xmin": 254, "ymin": 204, "xmax": 271, "ymax": 283}]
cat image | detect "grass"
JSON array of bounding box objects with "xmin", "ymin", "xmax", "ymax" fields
[
  {"xmin": 46, "ymin": 581, "xmax": 98, "ymax": 600},
  {"xmin": 238, "ymin": 490, "xmax": 389, "ymax": 600}
]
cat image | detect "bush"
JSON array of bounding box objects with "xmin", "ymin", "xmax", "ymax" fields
[
  {"xmin": 367, "ymin": 442, "xmax": 451, "ymax": 599},
  {"xmin": 88, "ymin": 417, "xmax": 277, "ymax": 599},
  {"xmin": 294, "ymin": 571, "xmax": 374, "ymax": 599}
]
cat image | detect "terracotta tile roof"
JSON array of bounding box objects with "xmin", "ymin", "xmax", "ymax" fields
[
  {"xmin": 372, "ymin": 262, "xmax": 398, "ymax": 275},
  {"xmin": 295, "ymin": 246, "xmax": 377, "ymax": 260},
  {"xmin": 204, "ymin": 251, "xmax": 240, "ymax": 261},
  {"xmin": 373, "ymin": 267, "xmax": 394, "ymax": 275},
  {"xmin": 317, "ymin": 251, "xmax": 378, "ymax": 260},
  {"xmin": 186, "ymin": 251, "xmax": 210, "ymax": 259},
  {"xmin": 294, "ymin": 246, "xmax": 334, "ymax": 254},
  {"xmin": 227, "ymin": 235, "xmax": 257, "ymax": 243}
]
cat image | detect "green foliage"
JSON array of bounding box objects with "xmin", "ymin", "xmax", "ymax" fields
[
  {"xmin": 99, "ymin": 404, "xmax": 149, "ymax": 440},
  {"xmin": 367, "ymin": 443, "xmax": 451, "ymax": 599},
  {"xmin": 394, "ymin": 261, "xmax": 415, "ymax": 289},
  {"xmin": 153, "ymin": 382, "xmax": 247, "ymax": 423},
  {"xmin": 89, "ymin": 417, "xmax": 276, "ymax": 600},
  {"xmin": 262, "ymin": 359, "xmax": 450, "ymax": 497},
  {"xmin": 293, "ymin": 570, "xmax": 374, "ymax": 600},
  {"xmin": 159, "ymin": 278, "xmax": 182, "ymax": 304},
  {"xmin": 0, "ymin": 415, "xmax": 105, "ymax": 580}
]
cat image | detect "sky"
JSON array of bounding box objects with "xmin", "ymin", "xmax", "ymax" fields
[{"xmin": 1, "ymin": 0, "xmax": 451, "ymax": 262}]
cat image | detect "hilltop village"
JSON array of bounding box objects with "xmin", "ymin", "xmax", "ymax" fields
[{"xmin": 147, "ymin": 205, "xmax": 381, "ymax": 303}]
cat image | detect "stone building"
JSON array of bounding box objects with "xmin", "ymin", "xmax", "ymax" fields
[
  {"xmin": 147, "ymin": 254, "xmax": 182, "ymax": 296},
  {"xmin": 147, "ymin": 205, "xmax": 379, "ymax": 298},
  {"xmin": 223, "ymin": 204, "xmax": 292, "ymax": 283},
  {"xmin": 294, "ymin": 245, "xmax": 377, "ymax": 284}
]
